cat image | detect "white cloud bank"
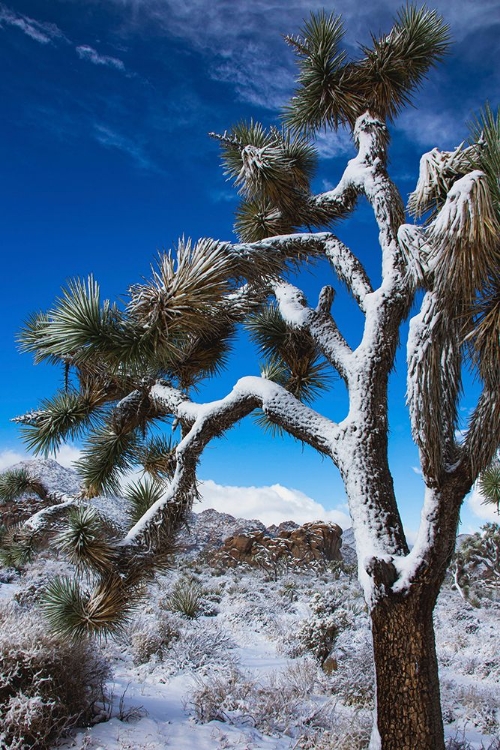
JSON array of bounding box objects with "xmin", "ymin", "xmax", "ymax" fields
[
  {"xmin": 467, "ymin": 484, "xmax": 500, "ymax": 524},
  {"xmin": 0, "ymin": 445, "xmax": 82, "ymax": 472},
  {"xmin": 195, "ymin": 478, "xmax": 351, "ymax": 529}
]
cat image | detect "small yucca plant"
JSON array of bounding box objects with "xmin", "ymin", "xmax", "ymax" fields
[
  {"xmin": 0, "ymin": 522, "xmax": 38, "ymax": 569},
  {"xmin": 167, "ymin": 577, "xmax": 203, "ymax": 619}
]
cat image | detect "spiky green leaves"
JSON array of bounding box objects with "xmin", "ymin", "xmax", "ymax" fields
[
  {"xmin": 358, "ymin": 6, "xmax": 450, "ymax": 122},
  {"xmin": 469, "ymin": 104, "xmax": 500, "ymax": 217},
  {"xmin": 0, "ymin": 523, "xmax": 38, "ymax": 569},
  {"xmin": 235, "ymin": 199, "xmax": 295, "ymax": 242},
  {"xmin": 247, "ymin": 306, "xmax": 330, "ymax": 404},
  {"xmin": 464, "ymin": 106, "xmax": 500, "ymax": 386},
  {"xmin": 137, "ymin": 435, "xmax": 177, "ymax": 480},
  {"xmin": 18, "ymin": 277, "xmax": 118, "ymax": 366},
  {"xmin": 128, "ymin": 239, "xmax": 237, "ymax": 343},
  {"xmin": 75, "ymin": 426, "xmax": 140, "ymax": 498},
  {"xmin": 218, "ymin": 121, "xmax": 316, "ymax": 207},
  {"xmin": 285, "ymin": 6, "xmax": 449, "ymax": 133},
  {"xmin": 125, "ymin": 476, "xmax": 165, "ymax": 527},
  {"xmin": 284, "ymin": 12, "xmax": 359, "ymax": 132},
  {"xmin": 57, "ymin": 506, "xmax": 117, "ymax": 574},
  {"xmin": 15, "ymin": 390, "xmax": 102, "ymax": 456},
  {"xmin": 478, "ymin": 462, "xmax": 500, "ymax": 513},
  {"xmin": 0, "ymin": 467, "xmax": 47, "ymax": 502},
  {"xmin": 41, "ymin": 575, "xmax": 136, "ymax": 639},
  {"xmin": 214, "ymin": 122, "xmax": 331, "ymax": 241}
]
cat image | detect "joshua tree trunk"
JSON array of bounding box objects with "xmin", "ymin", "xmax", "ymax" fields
[{"xmin": 370, "ymin": 585, "xmax": 444, "ymax": 750}]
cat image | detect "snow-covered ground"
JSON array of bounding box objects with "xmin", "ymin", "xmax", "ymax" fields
[
  {"xmin": 1, "ymin": 549, "xmax": 499, "ymax": 749},
  {"xmin": 0, "ymin": 460, "xmax": 499, "ymax": 749}
]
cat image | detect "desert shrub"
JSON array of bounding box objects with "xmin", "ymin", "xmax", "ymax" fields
[
  {"xmin": 167, "ymin": 621, "xmax": 235, "ymax": 672},
  {"xmin": 446, "ymin": 737, "xmax": 500, "ymax": 750},
  {"xmin": 445, "ymin": 684, "xmax": 499, "ymax": 734},
  {"xmin": 295, "ymin": 710, "xmax": 372, "ymax": 750},
  {"xmin": 280, "ymin": 579, "xmax": 299, "ymax": 602},
  {"xmin": 288, "ymin": 587, "xmax": 365, "ymax": 664},
  {"xmin": 0, "ymin": 604, "xmax": 110, "ymax": 749},
  {"xmin": 189, "ymin": 666, "xmax": 254, "ymax": 723},
  {"xmin": 130, "ymin": 613, "xmax": 181, "ymax": 665},
  {"xmin": 189, "ymin": 658, "xmax": 327, "ymax": 736},
  {"xmin": 328, "ymin": 630, "xmax": 375, "ymax": 707}
]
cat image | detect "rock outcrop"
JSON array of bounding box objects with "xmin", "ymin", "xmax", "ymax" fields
[{"xmin": 213, "ymin": 520, "xmax": 343, "ymax": 569}]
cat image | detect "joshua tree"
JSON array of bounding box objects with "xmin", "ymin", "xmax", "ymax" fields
[
  {"xmin": 452, "ymin": 523, "xmax": 500, "ymax": 603},
  {"xmin": 13, "ymin": 7, "xmax": 500, "ymax": 749}
]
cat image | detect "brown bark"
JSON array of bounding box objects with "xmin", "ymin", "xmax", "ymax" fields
[{"xmin": 371, "ymin": 585, "xmax": 444, "ymax": 750}]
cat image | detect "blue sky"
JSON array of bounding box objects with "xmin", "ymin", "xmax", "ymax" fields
[{"xmin": 0, "ymin": 0, "xmax": 499, "ymax": 535}]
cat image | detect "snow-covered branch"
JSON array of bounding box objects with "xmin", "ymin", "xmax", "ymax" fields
[
  {"xmin": 127, "ymin": 376, "xmax": 340, "ymax": 548},
  {"xmin": 23, "ymin": 495, "xmax": 78, "ymax": 532},
  {"xmin": 323, "ymin": 237, "xmax": 373, "ymax": 310},
  {"xmin": 273, "ymin": 280, "xmax": 352, "ymax": 381}
]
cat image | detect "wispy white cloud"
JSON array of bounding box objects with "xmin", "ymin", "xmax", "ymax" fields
[
  {"xmin": 313, "ymin": 128, "xmax": 353, "ymax": 159},
  {"xmin": 0, "ymin": 4, "xmax": 66, "ymax": 44},
  {"xmin": 398, "ymin": 109, "xmax": 466, "ymax": 150},
  {"xmin": 102, "ymin": 0, "xmax": 497, "ymax": 114},
  {"xmin": 76, "ymin": 45, "xmax": 125, "ymax": 71},
  {"xmin": 93, "ymin": 124, "xmax": 152, "ymax": 169},
  {"xmin": 195, "ymin": 478, "xmax": 351, "ymax": 528}
]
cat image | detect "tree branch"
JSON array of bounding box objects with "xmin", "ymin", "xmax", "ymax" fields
[
  {"xmin": 272, "ymin": 280, "xmax": 352, "ymax": 381},
  {"xmin": 323, "ymin": 236, "xmax": 373, "ymax": 310},
  {"xmin": 126, "ymin": 376, "xmax": 340, "ymax": 548}
]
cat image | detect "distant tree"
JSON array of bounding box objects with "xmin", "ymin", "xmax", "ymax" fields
[
  {"xmin": 452, "ymin": 523, "xmax": 500, "ymax": 603},
  {"xmin": 13, "ymin": 7, "xmax": 500, "ymax": 750}
]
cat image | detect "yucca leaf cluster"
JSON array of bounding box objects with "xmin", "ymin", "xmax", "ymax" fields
[
  {"xmin": 284, "ymin": 6, "xmax": 450, "ymax": 132},
  {"xmin": 479, "ymin": 461, "xmax": 500, "ymax": 513},
  {"xmin": 15, "ymin": 246, "xmax": 246, "ymax": 497},
  {"xmin": 0, "ymin": 466, "xmax": 48, "ymax": 503},
  {"xmin": 248, "ymin": 305, "xmax": 330, "ymax": 404},
  {"xmin": 246, "ymin": 305, "xmax": 331, "ymax": 435},
  {"xmin": 0, "ymin": 522, "xmax": 39, "ymax": 569},
  {"xmin": 405, "ymin": 104, "xmax": 500, "ymax": 476},
  {"xmin": 40, "ymin": 500, "xmax": 177, "ymax": 639}
]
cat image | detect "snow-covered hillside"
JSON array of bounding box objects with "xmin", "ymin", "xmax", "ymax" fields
[{"xmin": 0, "ymin": 460, "xmax": 499, "ymax": 749}]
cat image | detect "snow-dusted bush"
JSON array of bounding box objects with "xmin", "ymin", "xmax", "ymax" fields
[
  {"xmin": 286, "ymin": 583, "xmax": 366, "ymax": 665},
  {"xmin": 295, "ymin": 712, "xmax": 372, "ymax": 750},
  {"xmin": 167, "ymin": 621, "xmax": 236, "ymax": 672},
  {"xmin": 328, "ymin": 629, "xmax": 374, "ymax": 707},
  {"xmin": 0, "ymin": 603, "xmax": 109, "ymax": 748},
  {"xmin": 445, "ymin": 736, "xmax": 500, "ymax": 749},
  {"xmin": 441, "ymin": 680, "xmax": 500, "ymax": 736},
  {"xmin": 130, "ymin": 613, "xmax": 181, "ymax": 666},
  {"xmin": 451, "ymin": 524, "xmax": 500, "ymax": 606},
  {"xmin": 189, "ymin": 657, "xmax": 326, "ymax": 736}
]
